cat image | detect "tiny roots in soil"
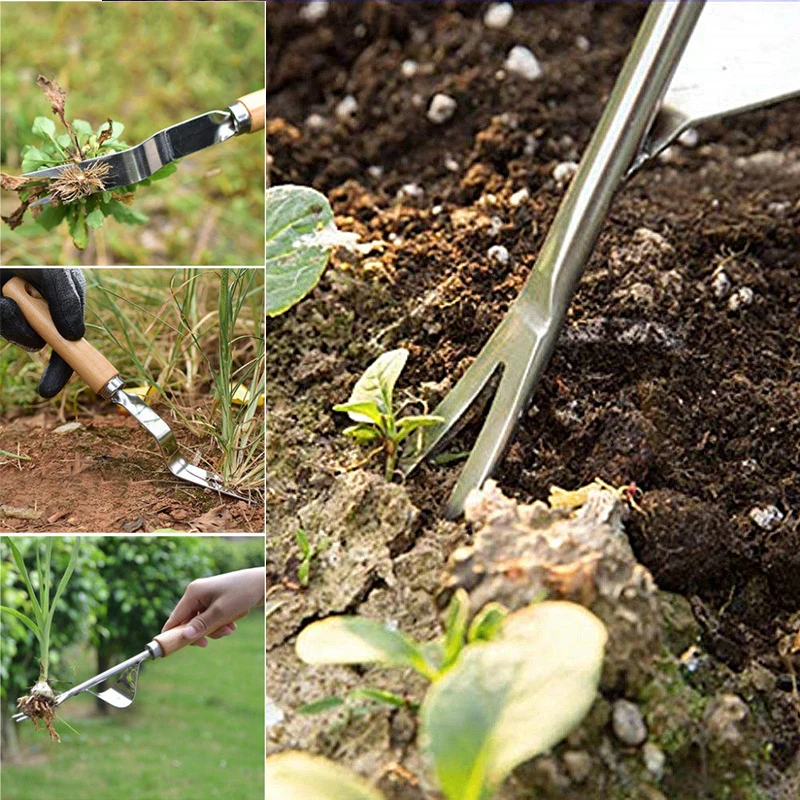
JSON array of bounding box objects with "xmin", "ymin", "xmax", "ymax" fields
[{"xmin": 17, "ymin": 682, "xmax": 60, "ymax": 743}]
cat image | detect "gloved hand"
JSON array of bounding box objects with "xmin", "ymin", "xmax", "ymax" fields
[{"xmin": 0, "ymin": 268, "xmax": 86, "ymax": 398}]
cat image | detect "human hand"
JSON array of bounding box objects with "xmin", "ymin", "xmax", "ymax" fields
[
  {"xmin": 0, "ymin": 268, "xmax": 86, "ymax": 398},
  {"xmin": 161, "ymin": 567, "xmax": 266, "ymax": 648}
]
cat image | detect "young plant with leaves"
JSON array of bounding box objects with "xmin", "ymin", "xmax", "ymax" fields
[
  {"xmin": 0, "ymin": 536, "xmax": 82, "ymax": 742},
  {"xmin": 291, "ymin": 593, "xmax": 608, "ymax": 800},
  {"xmin": 333, "ymin": 348, "xmax": 443, "ymax": 481},
  {"xmin": 1, "ymin": 75, "xmax": 177, "ymax": 249}
]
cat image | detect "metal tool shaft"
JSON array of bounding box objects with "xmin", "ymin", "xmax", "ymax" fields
[{"xmin": 402, "ymin": 0, "xmax": 705, "ymax": 517}]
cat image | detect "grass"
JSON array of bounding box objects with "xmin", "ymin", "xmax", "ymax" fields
[
  {"xmin": 0, "ymin": 612, "xmax": 265, "ymax": 800},
  {"xmin": 0, "ymin": 1, "xmax": 265, "ymax": 266},
  {"xmin": 1, "ymin": 268, "xmax": 266, "ymax": 494}
]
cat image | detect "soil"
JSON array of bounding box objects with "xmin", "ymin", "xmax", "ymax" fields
[
  {"xmin": 266, "ymin": 2, "xmax": 799, "ymax": 798},
  {"xmin": 0, "ymin": 405, "xmax": 264, "ymax": 533}
]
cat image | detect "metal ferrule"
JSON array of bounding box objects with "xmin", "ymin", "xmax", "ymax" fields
[
  {"xmin": 99, "ymin": 374, "xmax": 126, "ymax": 401},
  {"xmin": 145, "ymin": 640, "xmax": 165, "ymax": 659},
  {"xmin": 227, "ymin": 100, "xmax": 252, "ymax": 135}
]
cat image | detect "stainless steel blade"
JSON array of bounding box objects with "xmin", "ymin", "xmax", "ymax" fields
[
  {"xmin": 88, "ymin": 662, "xmax": 141, "ymax": 709},
  {"xmin": 108, "ymin": 380, "xmax": 252, "ymax": 503},
  {"xmin": 631, "ymin": 0, "xmax": 800, "ymax": 171},
  {"xmin": 23, "ymin": 110, "xmax": 239, "ymax": 206}
]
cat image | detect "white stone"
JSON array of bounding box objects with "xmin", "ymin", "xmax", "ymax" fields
[
  {"xmin": 510, "ymin": 187, "xmax": 529, "ymax": 206},
  {"xmin": 367, "ymin": 165, "xmax": 383, "ymax": 179},
  {"xmin": 444, "ymin": 156, "xmax": 460, "ymax": 172},
  {"xmin": 678, "ymin": 128, "xmax": 699, "ymax": 148},
  {"xmin": 749, "ymin": 505, "xmax": 784, "ymax": 531},
  {"xmin": 553, "ymin": 161, "xmax": 579, "ymax": 185},
  {"xmin": 335, "ymin": 95, "xmax": 358, "ymax": 123},
  {"xmin": 305, "ymin": 113, "xmax": 326, "ymax": 131},
  {"xmin": 401, "ymin": 59, "xmax": 418, "ymax": 79},
  {"xmin": 484, "ymin": 2, "xmax": 514, "ymax": 29},
  {"xmin": 299, "ymin": 1, "xmax": 329, "ymax": 23},
  {"xmin": 427, "ymin": 93, "xmax": 457, "ymax": 124},
  {"xmin": 397, "ymin": 183, "xmax": 424, "ymax": 201},
  {"xmin": 643, "ymin": 743, "xmax": 666, "ymax": 779},
  {"xmin": 711, "ymin": 271, "xmax": 731, "ymax": 299},
  {"xmin": 504, "ymin": 45, "xmax": 542, "ymax": 81},
  {"xmin": 487, "ymin": 244, "xmax": 510, "ymax": 264},
  {"xmin": 727, "ymin": 286, "xmax": 754, "ymax": 311},
  {"xmin": 575, "ymin": 35, "xmax": 591, "ymax": 52}
]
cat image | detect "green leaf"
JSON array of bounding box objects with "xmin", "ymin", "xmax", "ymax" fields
[
  {"xmin": 341, "ymin": 424, "xmax": 381, "ymax": 444},
  {"xmin": 71, "ymin": 119, "xmax": 94, "ymax": 137},
  {"xmin": 56, "ymin": 133, "xmax": 73, "ymax": 150},
  {"xmin": 395, "ymin": 414, "xmax": 445, "ymax": 444},
  {"xmin": 420, "ymin": 602, "xmax": 607, "ymax": 800},
  {"xmin": 0, "ymin": 605, "xmax": 42, "ymax": 639},
  {"xmin": 48, "ymin": 539, "xmax": 81, "ymax": 622},
  {"xmin": 85, "ymin": 208, "xmax": 106, "ymax": 229},
  {"xmin": 68, "ymin": 208, "xmax": 89, "ymax": 250},
  {"xmin": 467, "ymin": 603, "xmax": 507, "ymax": 643},
  {"xmin": 110, "ymin": 121, "xmax": 125, "ymax": 139},
  {"xmin": 350, "ymin": 687, "xmax": 410, "ymax": 709},
  {"xmin": 265, "ymin": 185, "xmax": 334, "ymax": 316},
  {"xmin": 441, "ymin": 589, "xmax": 469, "ymax": 671},
  {"xmin": 296, "ymin": 616, "xmax": 437, "ymax": 680},
  {"xmin": 147, "ymin": 161, "xmax": 178, "ymax": 182},
  {"xmin": 21, "ymin": 147, "xmax": 55, "ymax": 174},
  {"xmin": 264, "ymin": 753, "xmax": 388, "ymax": 800},
  {"xmin": 346, "ymin": 349, "xmax": 407, "ymax": 419},
  {"xmin": 102, "ymin": 200, "xmax": 148, "ymax": 225},
  {"xmin": 5, "ymin": 538, "xmax": 42, "ymax": 621},
  {"xmin": 296, "ymin": 696, "xmax": 345, "ymax": 715},
  {"xmin": 34, "ymin": 204, "xmax": 68, "ymax": 232},
  {"xmin": 294, "ymin": 529, "xmax": 310, "ymax": 558},
  {"xmin": 332, "ymin": 400, "xmax": 384, "ymax": 427},
  {"xmin": 31, "ymin": 116, "xmax": 56, "ymax": 140}
]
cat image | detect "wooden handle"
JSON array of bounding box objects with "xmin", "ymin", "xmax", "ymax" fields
[
  {"xmin": 153, "ymin": 612, "xmax": 249, "ymax": 658},
  {"xmin": 2, "ymin": 276, "xmax": 119, "ymax": 395},
  {"xmin": 237, "ymin": 88, "xmax": 265, "ymax": 133}
]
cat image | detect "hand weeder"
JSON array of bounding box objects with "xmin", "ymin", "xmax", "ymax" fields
[
  {"xmin": 12, "ymin": 618, "xmax": 242, "ymax": 722},
  {"xmin": 401, "ymin": 0, "xmax": 800, "ymax": 518},
  {"xmin": 22, "ymin": 89, "xmax": 266, "ymax": 207},
  {"xmin": 2, "ymin": 276, "xmax": 253, "ymax": 504}
]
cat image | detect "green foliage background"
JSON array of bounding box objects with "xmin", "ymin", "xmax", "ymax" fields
[{"xmin": 0, "ymin": 1, "xmax": 265, "ymax": 266}]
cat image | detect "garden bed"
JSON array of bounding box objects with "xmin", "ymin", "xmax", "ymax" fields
[{"xmin": 266, "ymin": 3, "xmax": 799, "ymax": 798}]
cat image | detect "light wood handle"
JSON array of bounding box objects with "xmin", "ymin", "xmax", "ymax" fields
[
  {"xmin": 153, "ymin": 612, "xmax": 249, "ymax": 657},
  {"xmin": 2, "ymin": 276, "xmax": 119, "ymax": 395},
  {"xmin": 237, "ymin": 88, "xmax": 265, "ymax": 133}
]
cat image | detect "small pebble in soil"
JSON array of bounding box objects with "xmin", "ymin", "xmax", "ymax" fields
[
  {"xmin": 484, "ymin": 2, "xmax": 514, "ymax": 29},
  {"xmin": 510, "ymin": 187, "xmax": 529, "ymax": 206},
  {"xmin": 299, "ymin": 0, "xmax": 329, "ymax": 23},
  {"xmin": 678, "ymin": 127, "xmax": 700, "ymax": 148},
  {"xmin": 400, "ymin": 59, "xmax": 418, "ymax": 79},
  {"xmin": 524, "ymin": 134, "xmax": 538, "ymax": 156},
  {"xmin": 397, "ymin": 183, "xmax": 424, "ymax": 201},
  {"xmin": 575, "ymin": 34, "xmax": 591, "ymax": 52},
  {"xmin": 727, "ymin": 286, "xmax": 754, "ymax": 311},
  {"xmin": 562, "ymin": 750, "xmax": 593, "ymax": 783},
  {"xmin": 367, "ymin": 165, "xmax": 383, "ymax": 179},
  {"xmin": 711, "ymin": 270, "xmax": 732, "ymax": 299},
  {"xmin": 445, "ymin": 155, "xmax": 460, "ymax": 172},
  {"xmin": 553, "ymin": 160, "xmax": 579, "ymax": 186},
  {"xmin": 505, "ymin": 45, "xmax": 543, "ymax": 81},
  {"xmin": 612, "ymin": 699, "xmax": 648, "ymax": 746},
  {"xmin": 487, "ymin": 244, "xmax": 510, "ymax": 264},
  {"xmin": 427, "ymin": 93, "xmax": 457, "ymax": 124},
  {"xmin": 642, "ymin": 742, "xmax": 666, "ymax": 780},
  {"xmin": 335, "ymin": 95, "xmax": 358, "ymax": 124},
  {"xmin": 767, "ymin": 200, "xmax": 790, "ymax": 216},
  {"xmin": 749, "ymin": 504, "xmax": 784, "ymax": 531},
  {"xmin": 304, "ymin": 113, "xmax": 326, "ymax": 131}
]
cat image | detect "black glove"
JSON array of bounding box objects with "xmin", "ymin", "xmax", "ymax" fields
[{"xmin": 0, "ymin": 268, "xmax": 86, "ymax": 398}]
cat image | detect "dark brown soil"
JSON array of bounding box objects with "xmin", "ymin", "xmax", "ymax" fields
[
  {"xmin": 0, "ymin": 406, "xmax": 264, "ymax": 533},
  {"xmin": 266, "ymin": 0, "xmax": 799, "ymax": 794}
]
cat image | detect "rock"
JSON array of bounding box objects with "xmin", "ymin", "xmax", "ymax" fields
[
  {"xmin": 642, "ymin": 742, "xmax": 666, "ymax": 779},
  {"xmin": 52, "ymin": 421, "xmax": 83, "ymax": 434},
  {"xmin": 335, "ymin": 95, "xmax": 358, "ymax": 124},
  {"xmin": 711, "ymin": 270, "xmax": 731, "ymax": 299},
  {"xmin": 299, "ymin": 0, "xmax": 329, "ymax": 23},
  {"xmin": 484, "ymin": 2, "xmax": 514, "ymax": 29},
  {"xmin": 562, "ymin": 750, "xmax": 593, "ymax": 783},
  {"xmin": 505, "ymin": 45, "xmax": 543, "ymax": 81},
  {"xmin": 553, "ymin": 160, "xmax": 578, "ymax": 185},
  {"xmin": 509, "ymin": 187, "xmax": 529, "ymax": 206},
  {"xmin": 748, "ymin": 504, "xmax": 784, "ymax": 531},
  {"xmin": 704, "ymin": 694, "xmax": 748, "ymax": 748},
  {"xmin": 727, "ymin": 286, "xmax": 753, "ymax": 311},
  {"xmin": 400, "ymin": 59, "xmax": 418, "ymax": 78},
  {"xmin": 677, "ymin": 128, "xmax": 699, "ymax": 148},
  {"xmin": 427, "ymin": 93, "xmax": 457, "ymax": 124},
  {"xmin": 612, "ymin": 699, "xmax": 648, "ymax": 746},
  {"xmin": 487, "ymin": 244, "xmax": 510, "ymax": 264}
]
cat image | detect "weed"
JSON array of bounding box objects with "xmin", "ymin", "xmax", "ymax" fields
[
  {"xmin": 294, "ymin": 529, "xmax": 329, "ymax": 588},
  {"xmin": 334, "ymin": 348, "xmax": 443, "ymax": 481}
]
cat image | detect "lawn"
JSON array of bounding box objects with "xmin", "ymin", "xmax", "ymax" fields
[
  {"xmin": 1, "ymin": 612, "xmax": 265, "ymax": 800},
  {"xmin": 0, "ymin": 1, "xmax": 265, "ymax": 266}
]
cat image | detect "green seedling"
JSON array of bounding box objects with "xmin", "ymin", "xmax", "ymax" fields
[
  {"xmin": 333, "ymin": 348, "xmax": 443, "ymax": 481},
  {"xmin": 294, "ymin": 593, "xmax": 608, "ymax": 800},
  {"xmin": 294, "ymin": 529, "xmax": 329, "ymax": 588},
  {"xmin": 1, "ymin": 75, "xmax": 177, "ymax": 249},
  {"xmin": 0, "ymin": 537, "xmax": 81, "ymax": 742}
]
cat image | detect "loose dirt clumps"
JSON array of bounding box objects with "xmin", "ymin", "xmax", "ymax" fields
[{"xmin": 17, "ymin": 685, "xmax": 59, "ymax": 743}]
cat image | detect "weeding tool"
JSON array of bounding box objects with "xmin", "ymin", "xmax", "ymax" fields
[
  {"xmin": 401, "ymin": 0, "xmax": 800, "ymax": 518},
  {"xmin": 11, "ymin": 618, "xmax": 243, "ymax": 722},
  {"xmin": 22, "ymin": 89, "xmax": 266, "ymax": 207},
  {"xmin": 2, "ymin": 276, "xmax": 253, "ymax": 504}
]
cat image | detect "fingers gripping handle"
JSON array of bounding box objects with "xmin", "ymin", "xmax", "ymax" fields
[
  {"xmin": 2, "ymin": 277, "xmax": 119, "ymax": 396},
  {"xmin": 151, "ymin": 613, "xmax": 249, "ymax": 658},
  {"xmin": 236, "ymin": 88, "xmax": 266, "ymax": 133}
]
